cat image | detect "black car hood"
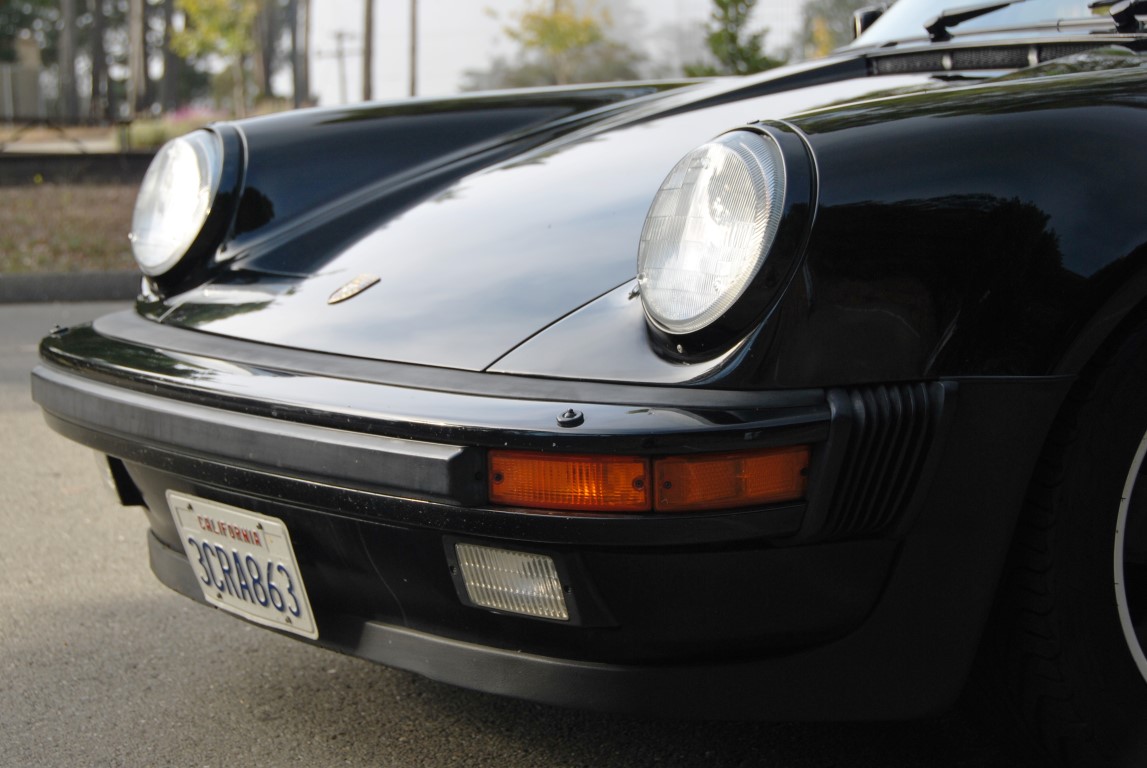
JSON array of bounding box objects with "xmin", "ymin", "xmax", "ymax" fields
[{"xmin": 156, "ymin": 59, "xmax": 962, "ymax": 371}]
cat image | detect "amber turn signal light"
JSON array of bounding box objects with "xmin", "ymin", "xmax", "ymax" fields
[
  {"xmin": 654, "ymin": 445, "xmax": 809, "ymax": 512},
  {"xmin": 488, "ymin": 445, "xmax": 809, "ymax": 514},
  {"xmin": 489, "ymin": 451, "xmax": 651, "ymax": 512}
]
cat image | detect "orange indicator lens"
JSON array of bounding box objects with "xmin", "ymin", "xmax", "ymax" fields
[
  {"xmin": 487, "ymin": 446, "xmax": 810, "ymax": 514},
  {"xmin": 653, "ymin": 445, "xmax": 809, "ymax": 512},
  {"xmin": 489, "ymin": 451, "xmax": 651, "ymax": 512}
]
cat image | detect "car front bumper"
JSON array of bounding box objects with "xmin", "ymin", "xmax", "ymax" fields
[{"xmin": 33, "ymin": 310, "xmax": 1072, "ymax": 719}]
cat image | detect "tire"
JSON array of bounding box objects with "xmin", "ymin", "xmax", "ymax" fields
[{"xmin": 985, "ymin": 322, "xmax": 1147, "ymax": 767}]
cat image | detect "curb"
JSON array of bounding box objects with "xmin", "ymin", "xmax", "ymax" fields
[
  {"xmin": 0, "ymin": 271, "xmax": 140, "ymax": 303},
  {"xmin": 0, "ymin": 152, "xmax": 154, "ymax": 186}
]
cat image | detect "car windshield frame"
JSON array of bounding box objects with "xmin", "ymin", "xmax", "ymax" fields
[{"xmin": 851, "ymin": 0, "xmax": 1107, "ymax": 47}]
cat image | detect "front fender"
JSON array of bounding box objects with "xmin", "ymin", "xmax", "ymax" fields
[
  {"xmin": 756, "ymin": 65, "xmax": 1147, "ymax": 386},
  {"xmin": 489, "ymin": 65, "xmax": 1147, "ymax": 388}
]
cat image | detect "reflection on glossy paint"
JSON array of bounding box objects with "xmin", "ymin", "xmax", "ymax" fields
[{"xmin": 164, "ymin": 73, "xmax": 936, "ymax": 373}]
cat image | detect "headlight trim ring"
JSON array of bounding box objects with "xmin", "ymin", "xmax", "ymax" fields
[
  {"xmin": 132, "ymin": 125, "xmax": 245, "ymax": 296},
  {"xmin": 637, "ymin": 121, "xmax": 817, "ymax": 362}
]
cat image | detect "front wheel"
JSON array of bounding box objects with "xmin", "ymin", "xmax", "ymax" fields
[{"xmin": 987, "ymin": 322, "xmax": 1147, "ymax": 767}]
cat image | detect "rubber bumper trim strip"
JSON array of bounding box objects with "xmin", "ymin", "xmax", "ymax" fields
[{"xmin": 33, "ymin": 364, "xmax": 481, "ymax": 505}]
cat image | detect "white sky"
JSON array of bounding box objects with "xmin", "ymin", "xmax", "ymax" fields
[{"xmin": 309, "ymin": 0, "xmax": 806, "ymax": 106}]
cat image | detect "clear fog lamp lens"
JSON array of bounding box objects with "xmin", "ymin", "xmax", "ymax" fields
[
  {"xmin": 637, "ymin": 131, "xmax": 786, "ymax": 335},
  {"xmin": 455, "ymin": 543, "xmax": 569, "ymax": 621},
  {"xmin": 130, "ymin": 130, "xmax": 222, "ymax": 276}
]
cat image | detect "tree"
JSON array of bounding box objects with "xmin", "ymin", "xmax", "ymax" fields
[
  {"xmin": 0, "ymin": 1, "xmax": 56, "ymax": 64},
  {"xmin": 253, "ymin": 0, "xmax": 280, "ymax": 100},
  {"xmin": 799, "ymin": 0, "xmax": 873, "ymax": 59},
  {"xmin": 160, "ymin": 0, "xmax": 181, "ymax": 111},
  {"xmin": 0, "ymin": 0, "xmax": 206, "ymax": 120},
  {"xmin": 128, "ymin": 0, "xmax": 146, "ymax": 112},
  {"xmin": 462, "ymin": 0, "xmax": 644, "ymax": 90},
  {"xmin": 3, "ymin": 0, "xmax": 286, "ymax": 118},
  {"xmin": 60, "ymin": 0, "xmax": 80, "ymax": 119},
  {"xmin": 507, "ymin": 0, "xmax": 603, "ymax": 85},
  {"xmin": 89, "ymin": 0, "xmax": 111, "ymax": 119},
  {"xmin": 684, "ymin": 0, "xmax": 784, "ymax": 77},
  {"xmin": 282, "ymin": 0, "xmax": 310, "ymax": 107},
  {"xmin": 173, "ymin": 0, "xmax": 261, "ymax": 116}
]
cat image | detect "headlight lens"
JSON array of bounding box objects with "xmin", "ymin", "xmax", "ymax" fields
[
  {"xmin": 637, "ymin": 130, "xmax": 786, "ymax": 336},
  {"xmin": 130, "ymin": 130, "xmax": 222, "ymax": 276}
]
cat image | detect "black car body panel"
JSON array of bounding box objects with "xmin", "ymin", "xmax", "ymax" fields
[
  {"xmin": 30, "ymin": 0, "xmax": 1147, "ymax": 742},
  {"xmin": 156, "ymin": 65, "xmax": 917, "ymax": 371},
  {"xmin": 152, "ymin": 54, "xmax": 1147, "ymax": 390}
]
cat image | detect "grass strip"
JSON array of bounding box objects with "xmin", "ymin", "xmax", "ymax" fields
[{"xmin": 0, "ymin": 184, "xmax": 137, "ymax": 273}]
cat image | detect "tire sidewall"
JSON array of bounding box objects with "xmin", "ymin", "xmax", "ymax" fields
[{"xmin": 1052, "ymin": 340, "xmax": 1147, "ymax": 764}]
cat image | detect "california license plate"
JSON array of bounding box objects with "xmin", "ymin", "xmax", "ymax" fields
[{"xmin": 167, "ymin": 491, "xmax": 318, "ymax": 640}]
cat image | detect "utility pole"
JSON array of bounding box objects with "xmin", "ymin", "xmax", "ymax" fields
[
  {"xmin": 301, "ymin": 0, "xmax": 311, "ymax": 103},
  {"xmin": 333, "ymin": 31, "xmax": 352, "ymax": 105},
  {"xmin": 409, "ymin": 0, "xmax": 417, "ymax": 97},
  {"xmin": 289, "ymin": 0, "xmax": 301, "ymax": 107},
  {"xmin": 363, "ymin": 0, "xmax": 374, "ymax": 101},
  {"xmin": 316, "ymin": 30, "xmax": 360, "ymax": 106}
]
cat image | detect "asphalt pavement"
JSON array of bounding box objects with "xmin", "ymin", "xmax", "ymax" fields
[
  {"xmin": 0, "ymin": 302, "xmax": 1039, "ymax": 767},
  {"xmin": 0, "ymin": 271, "xmax": 139, "ymax": 303}
]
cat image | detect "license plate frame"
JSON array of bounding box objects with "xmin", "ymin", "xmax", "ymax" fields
[{"xmin": 167, "ymin": 491, "xmax": 318, "ymax": 640}]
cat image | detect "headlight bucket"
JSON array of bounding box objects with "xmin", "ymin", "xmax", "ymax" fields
[
  {"xmin": 130, "ymin": 126, "xmax": 244, "ymax": 294},
  {"xmin": 637, "ymin": 122, "xmax": 816, "ymax": 361}
]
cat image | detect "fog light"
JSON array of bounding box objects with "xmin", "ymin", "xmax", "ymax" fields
[{"xmin": 454, "ymin": 543, "xmax": 569, "ymax": 621}]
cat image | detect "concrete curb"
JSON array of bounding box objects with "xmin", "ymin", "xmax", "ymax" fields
[
  {"xmin": 0, "ymin": 152, "xmax": 154, "ymax": 186},
  {"xmin": 0, "ymin": 271, "xmax": 140, "ymax": 303}
]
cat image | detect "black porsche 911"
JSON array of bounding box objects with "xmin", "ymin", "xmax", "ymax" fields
[{"xmin": 32, "ymin": 0, "xmax": 1147, "ymax": 764}]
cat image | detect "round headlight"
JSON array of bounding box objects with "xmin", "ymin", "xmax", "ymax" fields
[
  {"xmin": 637, "ymin": 130, "xmax": 786, "ymax": 336},
  {"xmin": 130, "ymin": 130, "xmax": 223, "ymax": 276}
]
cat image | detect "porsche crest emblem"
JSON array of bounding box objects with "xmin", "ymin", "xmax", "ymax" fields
[{"xmin": 328, "ymin": 274, "xmax": 381, "ymax": 305}]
